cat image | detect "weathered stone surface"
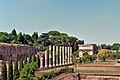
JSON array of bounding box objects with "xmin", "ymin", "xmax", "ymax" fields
[{"xmin": 0, "ymin": 43, "xmax": 38, "ymax": 61}]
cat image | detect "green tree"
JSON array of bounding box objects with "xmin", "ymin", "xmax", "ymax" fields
[
  {"xmin": 28, "ymin": 55, "xmax": 32, "ymax": 63},
  {"xmin": 101, "ymin": 44, "xmax": 107, "ymax": 49},
  {"xmin": 108, "ymin": 52, "xmax": 117, "ymax": 60},
  {"xmin": 24, "ymin": 57, "xmax": 27, "ymax": 65},
  {"xmin": 32, "ymin": 32, "xmax": 38, "ymax": 40},
  {"xmin": 8, "ymin": 59, "xmax": 13, "ymax": 80},
  {"xmin": 11, "ymin": 29, "xmax": 17, "ymax": 42},
  {"xmin": 1, "ymin": 62, "xmax": 7, "ymax": 80},
  {"xmin": 48, "ymin": 31, "xmax": 60, "ymax": 36},
  {"xmin": 67, "ymin": 36, "xmax": 78, "ymax": 46},
  {"xmin": 11, "ymin": 29, "xmax": 17, "ymax": 36},
  {"xmin": 111, "ymin": 43, "xmax": 120, "ymax": 51},
  {"xmin": 72, "ymin": 50, "xmax": 79, "ymax": 63},
  {"xmin": 32, "ymin": 54, "xmax": 36, "ymax": 62},
  {"xmin": 0, "ymin": 34, "xmax": 8, "ymax": 42},
  {"xmin": 19, "ymin": 60, "xmax": 23, "ymax": 71},
  {"xmin": 28, "ymin": 41, "xmax": 33, "ymax": 46},
  {"xmin": 14, "ymin": 60, "xmax": 19, "ymax": 79},
  {"xmin": 17, "ymin": 32, "xmax": 25, "ymax": 44},
  {"xmin": 97, "ymin": 49, "xmax": 110, "ymax": 61},
  {"xmin": 37, "ymin": 55, "xmax": 40, "ymax": 68}
]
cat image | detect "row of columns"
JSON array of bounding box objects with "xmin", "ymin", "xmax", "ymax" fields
[{"xmin": 40, "ymin": 45, "xmax": 73, "ymax": 68}]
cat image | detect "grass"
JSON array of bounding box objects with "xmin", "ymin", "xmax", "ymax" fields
[
  {"xmin": 77, "ymin": 70, "xmax": 120, "ymax": 75},
  {"xmin": 76, "ymin": 60, "xmax": 120, "ymax": 75},
  {"xmin": 78, "ymin": 60, "xmax": 117, "ymax": 66}
]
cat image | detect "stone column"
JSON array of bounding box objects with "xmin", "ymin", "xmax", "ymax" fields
[
  {"xmin": 53, "ymin": 46, "xmax": 55, "ymax": 67},
  {"xmin": 49, "ymin": 45, "xmax": 52, "ymax": 67},
  {"xmin": 65, "ymin": 46, "xmax": 67, "ymax": 65},
  {"xmin": 59, "ymin": 46, "xmax": 62, "ymax": 66},
  {"xmin": 56, "ymin": 46, "xmax": 59, "ymax": 66},
  {"xmin": 68, "ymin": 47, "xmax": 70, "ymax": 64},
  {"xmin": 40, "ymin": 57, "xmax": 43, "ymax": 68},
  {"xmin": 62, "ymin": 46, "xmax": 65, "ymax": 65},
  {"xmin": 45, "ymin": 51, "xmax": 48, "ymax": 68},
  {"xmin": 70, "ymin": 47, "xmax": 72, "ymax": 64}
]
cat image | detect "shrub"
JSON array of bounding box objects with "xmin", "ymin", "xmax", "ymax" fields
[
  {"xmin": 18, "ymin": 61, "xmax": 37, "ymax": 80},
  {"xmin": 37, "ymin": 67, "xmax": 73, "ymax": 80}
]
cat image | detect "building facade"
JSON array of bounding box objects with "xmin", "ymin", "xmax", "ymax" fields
[{"xmin": 78, "ymin": 44, "xmax": 98, "ymax": 57}]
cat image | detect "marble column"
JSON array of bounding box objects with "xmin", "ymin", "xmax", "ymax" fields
[
  {"xmin": 62, "ymin": 46, "xmax": 65, "ymax": 65},
  {"xmin": 53, "ymin": 46, "xmax": 55, "ymax": 67},
  {"xmin": 45, "ymin": 51, "xmax": 48, "ymax": 68},
  {"xmin": 59, "ymin": 46, "xmax": 62, "ymax": 66},
  {"xmin": 68, "ymin": 47, "xmax": 70, "ymax": 64},
  {"xmin": 65, "ymin": 46, "xmax": 67, "ymax": 65},
  {"xmin": 70, "ymin": 47, "xmax": 72, "ymax": 64},
  {"xmin": 49, "ymin": 45, "xmax": 52, "ymax": 67},
  {"xmin": 56, "ymin": 46, "xmax": 59, "ymax": 66},
  {"xmin": 40, "ymin": 57, "xmax": 43, "ymax": 68}
]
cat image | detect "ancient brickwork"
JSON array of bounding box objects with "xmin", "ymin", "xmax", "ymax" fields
[{"xmin": 0, "ymin": 43, "xmax": 38, "ymax": 61}]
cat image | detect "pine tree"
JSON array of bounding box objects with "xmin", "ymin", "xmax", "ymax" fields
[
  {"xmin": 32, "ymin": 54, "xmax": 36, "ymax": 62},
  {"xmin": 1, "ymin": 62, "xmax": 7, "ymax": 80},
  {"xmin": 37, "ymin": 55, "xmax": 40, "ymax": 68},
  {"xmin": 14, "ymin": 60, "xmax": 19, "ymax": 79},
  {"xmin": 8, "ymin": 59, "xmax": 13, "ymax": 80},
  {"xmin": 19, "ymin": 60, "xmax": 23, "ymax": 71}
]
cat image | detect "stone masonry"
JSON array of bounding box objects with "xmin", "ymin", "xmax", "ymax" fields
[{"xmin": 0, "ymin": 43, "xmax": 38, "ymax": 61}]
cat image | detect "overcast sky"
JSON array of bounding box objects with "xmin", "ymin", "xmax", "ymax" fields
[{"xmin": 0, "ymin": 0, "xmax": 120, "ymax": 45}]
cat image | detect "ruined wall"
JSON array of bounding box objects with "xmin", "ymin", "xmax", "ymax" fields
[{"xmin": 0, "ymin": 43, "xmax": 38, "ymax": 61}]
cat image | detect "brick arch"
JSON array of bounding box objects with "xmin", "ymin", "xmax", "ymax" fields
[{"xmin": 83, "ymin": 51, "xmax": 89, "ymax": 56}]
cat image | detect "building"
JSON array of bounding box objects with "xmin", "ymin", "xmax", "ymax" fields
[{"xmin": 78, "ymin": 44, "xmax": 98, "ymax": 57}]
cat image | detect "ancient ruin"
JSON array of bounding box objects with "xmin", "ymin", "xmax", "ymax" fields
[{"xmin": 0, "ymin": 43, "xmax": 38, "ymax": 61}]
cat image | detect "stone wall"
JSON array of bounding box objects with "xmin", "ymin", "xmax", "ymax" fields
[{"xmin": 0, "ymin": 43, "xmax": 38, "ymax": 61}]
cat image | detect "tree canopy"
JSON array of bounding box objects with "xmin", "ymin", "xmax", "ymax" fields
[
  {"xmin": 97, "ymin": 49, "xmax": 110, "ymax": 61},
  {"xmin": 0, "ymin": 29, "xmax": 84, "ymax": 52}
]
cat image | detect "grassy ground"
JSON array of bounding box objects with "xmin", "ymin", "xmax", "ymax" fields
[
  {"xmin": 78, "ymin": 70, "xmax": 120, "ymax": 75},
  {"xmin": 78, "ymin": 60, "xmax": 117, "ymax": 66},
  {"xmin": 76, "ymin": 60, "xmax": 120, "ymax": 75}
]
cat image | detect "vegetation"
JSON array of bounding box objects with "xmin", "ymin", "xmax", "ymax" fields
[
  {"xmin": 18, "ymin": 61, "xmax": 37, "ymax": 80},
  {"xmin": 1, "ymin": 62, "xmax": 7, "ymax": 80},
  {"xmin": 0, "ymin": 29, "xmax": 84, "ymax": 52},
  {"xmin": 37, "ymin": 67, "xmax": 74, "ymax": 80},
  {"xmin": 28, "ymin": 55, "xmax": 32, "ymax": 63},
  {"xmin": 19, "ymin": 60, "xmax": 24, "ymax": 71},
  {"xmin": 97, "ymin": 49, "xmax": 110, "ymax": 61},
  {"xmin": 24, "ymin": 57, "xmax": 27, "ymax": 65},
  {"xmin": 8, "ymin": 59, "xmax": 13, "ymax": 80},
  {"xmin": 72, "ymin": 51, "xmax": 95, "ymax": 64},
  {"xmin": 78, "ymin": 70, "xmax": 120, "ymax": 75},
  {"xmin": 37, "ymin": 55, "xmax": 40, "ymax": 68},
  {"xmin": 32, "ymin": 54, "xmax": 36, "ymax": 62},
  {"xmin": 14, "ymin": 60, "xmax": 19, "ymax": 80},
  {"xmin": 99, "ymin": 43, "xmax": 120, "ymax": 51},
  {"xmin": 108, "ymin": 52, "xmax": 120, "ymax": 60}
]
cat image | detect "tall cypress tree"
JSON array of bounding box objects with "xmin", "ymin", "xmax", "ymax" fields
[
  {"xmin": 28, "ymin": 55, "xmax": 32, "ymax": 63},
  {"xmin": 14, "ymin": 60, "xmax": 19, "ymax": 79},
  {"xmin": 1, "ymin": 62, "xmax": 7, "ymax": 80},
  {"xmin": 37, "ymin": 55, "xmax": 40, "ymax": 68},
  {"xmin": 8, "ymin": 59, "xmax": 13, "ymax": 80},
  {"xmin": 32, "ymin": 54, "xmax": 36, "ymax": 62},
  {"xmin": 24, "ymin": 56, "xmax": 27, "ymax": 65},
  {"xmin": 19, "ymin": 60, "xmax": 23, "ymax": 71}
]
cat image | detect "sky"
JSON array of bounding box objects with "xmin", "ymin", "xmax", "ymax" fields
[{"xmin": 0, "ymin": 0, "xmax": 120, "ymax": 45}]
